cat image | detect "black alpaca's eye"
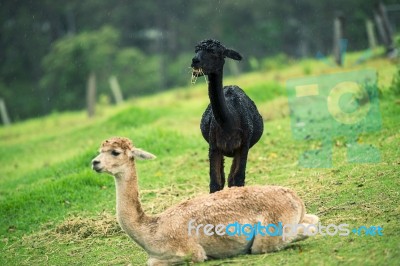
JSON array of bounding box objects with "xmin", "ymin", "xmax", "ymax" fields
[{"xmin": 111, "ymin": 150, "xmax": 121, "ymax": 156}]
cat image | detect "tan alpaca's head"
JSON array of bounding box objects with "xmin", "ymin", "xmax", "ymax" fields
[{"xmin": 91, "ymin": 137, "xmax": 156, "ymax": 175}]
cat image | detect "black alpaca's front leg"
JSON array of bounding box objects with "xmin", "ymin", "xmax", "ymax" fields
[
  {"xmin": 209, "ymin": 148, "xmax": 225, "ymax": 193},
  {"xmin": 228, "ymin": 146, "xmax": 249, "ymax": 187}
]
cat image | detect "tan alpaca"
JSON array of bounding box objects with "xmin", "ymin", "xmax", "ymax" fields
[{"xmin": 91, "ymin": 137, "xmax": 319, "ymax": 266}]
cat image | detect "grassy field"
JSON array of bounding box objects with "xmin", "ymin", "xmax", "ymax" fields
[{"xmin": 1, "ymin": 52, "xmax": 399, "ymax": 265}]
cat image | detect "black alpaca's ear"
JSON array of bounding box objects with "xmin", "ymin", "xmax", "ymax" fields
[{"xmin": 224, "ymin": 49, "xmax": 242, "ymax": 61}]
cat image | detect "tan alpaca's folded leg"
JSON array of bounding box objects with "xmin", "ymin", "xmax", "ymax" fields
[{"xmin": 302, "ymin": 214, "xmax": 319, "ymax": 224}]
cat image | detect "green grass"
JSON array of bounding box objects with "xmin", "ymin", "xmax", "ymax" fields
[{"xmin": 1, "ymin": 52, "xmax": 399, "ymax": 265}]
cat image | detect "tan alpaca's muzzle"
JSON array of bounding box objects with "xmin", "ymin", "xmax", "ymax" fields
[{"xmin": 91, "ymin": 158, "xmax": 103, "ymax": 173}]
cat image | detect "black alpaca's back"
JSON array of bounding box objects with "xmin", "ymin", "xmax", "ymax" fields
[{"xmin": 200, "ymin": 85, "xmax": 263, "ymax": 157}]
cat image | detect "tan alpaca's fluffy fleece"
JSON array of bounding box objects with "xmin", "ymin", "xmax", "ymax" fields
[{"xmin": 91, "ymin": 137, "xmax": 319, "ymax": 266}]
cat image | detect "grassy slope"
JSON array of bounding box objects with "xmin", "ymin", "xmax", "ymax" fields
[{"xmin": 1, "ymin": 53, "xmax": 399, "ymax": 265}]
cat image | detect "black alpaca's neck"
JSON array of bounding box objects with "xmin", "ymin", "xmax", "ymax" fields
[{"xmin": 208, "ymin": 71, "xmax": 232, "ymax": 129}]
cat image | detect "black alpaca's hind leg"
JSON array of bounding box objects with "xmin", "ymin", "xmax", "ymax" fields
[
  {"xmin": 209, "ymin": 148, "xmax": 225, "ymax": 193},
  {"xmin": 228, "ymin": 146, "xmax": 249, "ymax": 187}
]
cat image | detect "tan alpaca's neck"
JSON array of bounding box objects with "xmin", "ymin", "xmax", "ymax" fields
[{"xmin": 114, "ymin": 162, "xmax": 151, "ymax": 249}]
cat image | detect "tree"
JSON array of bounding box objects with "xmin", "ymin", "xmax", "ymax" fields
[
  {"xmin": 113, "ymin": 48, "xmax": 162, "ymax": 97},
  {"xmin": 40, "ymin": 26, "xmax": 163, "ymax": 112},
  {"xmin": 40, "ymin": 26, "xmax": 119, "ymax": 112}
]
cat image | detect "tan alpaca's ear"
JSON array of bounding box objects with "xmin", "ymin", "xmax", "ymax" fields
[{"xmin": 131, "ymin": 148, "xmax": 156, "ymax": 160}]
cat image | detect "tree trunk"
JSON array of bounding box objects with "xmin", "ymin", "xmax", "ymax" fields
[
  {"xmin": 374, "ymin": 12, "xmax": 388, "ymax": 46},
  {"xmin": 86, "ymin": 72, "xmax": 96, "ymax": 118},
  {"xmin": 333, "ymin": 15, "xmax": 344, "ymax": 66},
  {"xmin": 375, "ymin": 1, "xmax": 395, "ymax": 54},
  {"xmin": 109, "ymin": 75, "xmax": 124, "ymax": 105},
  {"xmin": 0, "ymin": 98, "xmax": 11, "ymax": 126},
  {"xmin": 366, "ymin": 19, "xmax": 377, "ymax": 50}
]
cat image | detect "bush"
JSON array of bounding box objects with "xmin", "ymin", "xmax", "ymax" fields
[
  {"xmin": 114, "ymin": 48, "xmax": 162, "ymax": 97},
  {"xmin": 260, "ymin": 53, "xmax": 292, "ymax": 71}
]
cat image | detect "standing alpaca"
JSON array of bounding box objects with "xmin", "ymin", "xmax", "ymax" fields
[
  {"xmin": 91, "ymin": 137, "xmax": 318, "ymax": 266},
  {"xmin": 191, "ymin": 39, "xmax": 264, "ymax": 193}
]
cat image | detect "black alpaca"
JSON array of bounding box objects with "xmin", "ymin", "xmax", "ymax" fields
[{"xmin": 191, "ymin": 39, "xmax": 264, "ymax": 193}]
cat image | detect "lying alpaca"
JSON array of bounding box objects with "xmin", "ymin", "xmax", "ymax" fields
[
  {"xmin": 191, "ymin": 39, "xmax": 264, "ymax": 193},
  {"xmin": 91, "ymin": 137, "xmax": 318, "ymax": 266}
]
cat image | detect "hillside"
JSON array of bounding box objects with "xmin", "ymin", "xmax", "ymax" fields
[{"xmin": 1, "ymin": 54, "xmax": 399, "ymax": 265}]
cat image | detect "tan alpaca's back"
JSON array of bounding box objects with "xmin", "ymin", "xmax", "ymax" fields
[
  {"xmin": 161, "ymin": 185, "xmax": 304, "ymax": 226},
  {"xmin": 148, "ymin": 185, "xmax": 311, "ymax": 260}
]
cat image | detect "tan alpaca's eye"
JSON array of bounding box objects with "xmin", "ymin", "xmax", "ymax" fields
[{"xmin": 111, "ymin": 150, "xmax": 121, "ymax": 156}]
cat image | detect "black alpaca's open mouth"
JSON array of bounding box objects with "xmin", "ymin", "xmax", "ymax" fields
[
  {"xmin": 192, "ymin": 67, "xmax": 204, "ymax": 77},
  {"xmin": 191, "ymin": 68, "xmax": 207, "ymax": 84}
]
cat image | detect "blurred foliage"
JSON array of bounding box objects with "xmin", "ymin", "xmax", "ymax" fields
[
  {"xmin": 113, "ymin": 48, "xmax": 162, "ymax": 96},
  {"xmin": 40, "ymin": 27, "xmax": 166, "ymax": 112},
  {"xmin": 163, "ymin": 53, "xmax": 194, "ymax": 88},
  {"xmin": 261, "ymin": 53, "xmax": 293, "ymax": 71},
  {"xmin": 245, "ymin": 82, "xmax": 284, "ymax": 104},
  {"xmin": 41, "ymin": 26, "xmax": 119, "ymax": 111},
  {"xmin": 0, "ymin": 0, "xmax": 399, "ymax": 121},
  {"xmin": 390, "ymin": 36, "xmax": 400, "ymax": 95}
]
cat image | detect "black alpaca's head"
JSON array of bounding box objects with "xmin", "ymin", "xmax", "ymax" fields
[{"xmin": 191, "ymin": 39, "xmax": 242, "ymax": 76}]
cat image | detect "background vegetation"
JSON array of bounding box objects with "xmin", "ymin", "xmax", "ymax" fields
[{"xmin": 1, "ymin": 0, "xmax": 400, "ymax": 121}]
